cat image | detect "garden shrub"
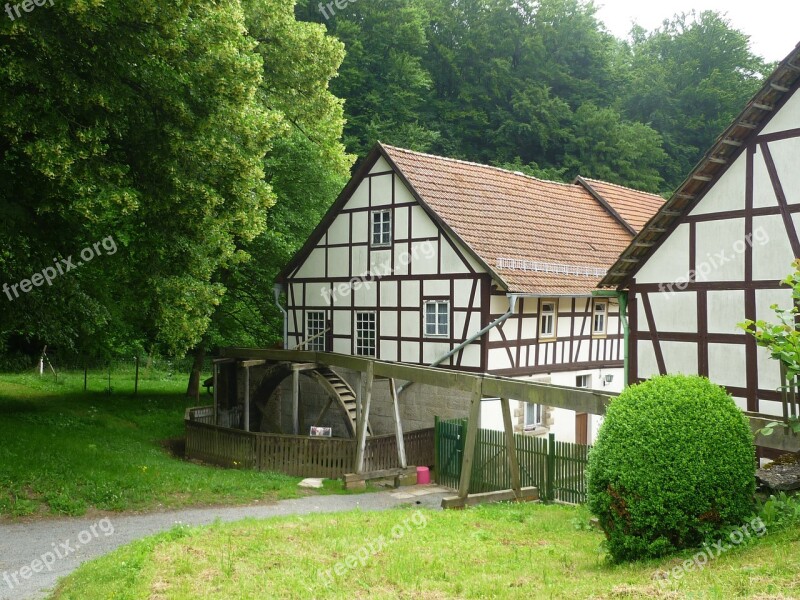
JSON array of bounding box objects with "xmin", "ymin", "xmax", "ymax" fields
[{"xmin": 587, "ymin": 374, "xmax": 756, "ymax": 562}]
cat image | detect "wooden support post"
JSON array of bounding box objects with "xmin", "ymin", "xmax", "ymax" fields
[
  {"xmin": 354, "ymin": 361, "xmax": 374, "ymax": 473},
  {"xmin": 212, "ymin": 363, "xmax": 218, "ymax": 426},
  {"xmin": 389, "ymin": 378, "xmax": 407, "ymax": 468},
  {"xmin": 243, "ymin": 365, "xmax": 250, "ymax": 432},
  {"xmin": 501, "ymin": 397, "xmax": 521, "ymax": 497},
  {"xmin": 355, "ymin": 371, "xmax": 363, "ymax": 441},
  {"xmin": 292, "ymin": 367, "xmax": 300, "ymax": 435},
  {"xmin": 458, "ymin": 378, "xmax": 483, "ymax": 499}
]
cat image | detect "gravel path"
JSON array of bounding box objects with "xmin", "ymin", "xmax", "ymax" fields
[{"xmin": 0, "ymin": 487, "xmax": 450, "ymax": 600}]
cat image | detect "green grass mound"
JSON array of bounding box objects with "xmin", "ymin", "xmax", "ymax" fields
[{"xmin": 587, "ymin": 374, "xmax": 756, "ymax": 562}]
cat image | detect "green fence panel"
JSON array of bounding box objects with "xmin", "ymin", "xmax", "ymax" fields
[{"xmin": 435, "ymin": 417, "xmax": 591, "ymax": 504}]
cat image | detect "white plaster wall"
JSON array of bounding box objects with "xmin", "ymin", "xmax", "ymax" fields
[
  {"xmin": 634, "ymin": 224, "xmax": 690, "ymax": 283},
  {"xmin": 752, "ymin": 214, "xmax": 794, "ymax": 280},
  {"xmin": 695, "ymin": 218, "xmax": 744, "ymax": 281},
  {"xmin": 707, "ymin": 290, "xmax": 745, "ymax": 334},
  {"xmin": 689, "ymin": 153, "xmax": 746, "ymax": 215},
  {"xmin": 644, "ymin": 291, "xmax": 697, "ymax": 333},
  {"xmin": 707, "ymin": 343, "xmax": 747, "ymax": 389},
  {"xmin": 770, "ymin": 137, "xmax": 800, "ymax": 205}
]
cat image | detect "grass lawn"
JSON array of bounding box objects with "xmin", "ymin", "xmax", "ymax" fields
[
  {"xmin": 0, "ymin": 371, "xmax": 348, "ymax": 518},
  {"xmin": 49, "ymin": 502, "xmax": 800, "ymax": 599}
]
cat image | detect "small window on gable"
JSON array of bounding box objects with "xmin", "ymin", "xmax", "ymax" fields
[
  {"xmin": 525, "ymin": 403, "xmax": 543, "ymax": 429},
  {"xmin": 371, "ymin": 209, "xmax": 391, "ymax": 247},
  {"xmin": 539, "ymin": 300, "xmax": 556, "ymax": 338},
  {"xmin": 593, "ymin": 300, "xmax": 607, "ymax": 335},
  {"xmin": 576, "ymin": 374, "xmax": 591, "ymax": 389},
  {"xmin": 424, "ymin": 301, "xmax": 449, "ymax": 337}
]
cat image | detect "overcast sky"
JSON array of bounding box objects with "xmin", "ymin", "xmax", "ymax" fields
[{"xmin": 594, "ymin": 0, "xmax": 798, "ymax": 62}]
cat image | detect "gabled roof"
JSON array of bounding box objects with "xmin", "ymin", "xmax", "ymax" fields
[
  {"xmin": 600, "ymin": 41, "xmax": 800, "ymax": 289},
  {"xmin": 382, "ymin": 145, "xmax": 658, "ymax": 295},
  {"xmin": 278, "ymin": 143, "xmax": 665, "ymax": 296},
  {"xmin": 576, "ymin": 177, "xmax": 665, "ymax": 235}
]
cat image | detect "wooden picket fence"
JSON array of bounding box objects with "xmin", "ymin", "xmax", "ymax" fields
[
  {"xmin": 434, "ymin": 417, "xmax": 591, "ymax": 504},
  {"xmin": 185, "ymin": 407, "xmax": 434, "ymax": 478}
]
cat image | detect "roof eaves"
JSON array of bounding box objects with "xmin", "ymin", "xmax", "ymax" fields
[{"xmin": 599, "ymin": 42, "xmax": 800, "ymax": 289}]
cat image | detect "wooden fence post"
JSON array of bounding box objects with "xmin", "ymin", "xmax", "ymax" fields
[
  {"xmin": 389, "ymin": 378, "xmax": 407, "ymax": 468},
  {"xmin": 243, "ymin": 365, "xmax": 250, "ymax": 432},
  {"xmin": 354, "ymin": 361, "xmax": 374, "ymax": 473},
  {"xmin": 457, "ymin": 378, "xmax": 483, "ymax": 499},
  {"xmin": 134, "ymin": 355, "xmax": 139, "ymax": 396},
  {"xmin": 292, "ymin": 367, "xmax": 300, "ymax": 435},
  {"xmin": 546, "ymin": 432, "xmax": 556, "ymax": 502},
  {"xmin": 433, "ymin": 415, "xmax": 440, "ymax": 484},
  {"xmin": 500, "ymin": 398, "xmax": 521, "ymax": 497}
]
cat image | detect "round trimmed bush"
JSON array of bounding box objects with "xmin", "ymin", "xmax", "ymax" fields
[{"xmin": 587, "ymin": 374, "xmax": 755, "ymax": 562}]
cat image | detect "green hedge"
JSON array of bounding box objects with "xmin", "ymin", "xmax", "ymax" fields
[{"xmin": 587, "ymin": 375, "xmax": 756, "ymax": 562}]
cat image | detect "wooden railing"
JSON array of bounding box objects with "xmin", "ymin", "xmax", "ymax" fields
[{"xmin": 185, "ymin": 409, "xmax": 434, "ymax": 479}]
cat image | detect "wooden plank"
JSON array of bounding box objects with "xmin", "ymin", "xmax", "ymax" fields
[
  {"xmin": 500, "ymin": 398, "xmax": 521, "ymax": 496},
  {"xmin": 442, "ymin": 486, "xmax": 539, "ymax": 509},
  {"xmin": 243, "ymin": 366, "xmax": 250, "ymax": 432},
  {"xmin": 240, "ymin": 359, "xmax": 267, "ymax": 368},
  {"xmin": 292, "ymin": 368, "xmax": 300, "ymax": 435},
  {"xmin": 373, "ymin": 361, "xmax": 480, "ymax": 393},
  {"xmin": 390, "ymin": 378, "xmax": 407, "ymax": 468},
  {"xmin": 482, "ymin": 375, "xmax": 612, "ymax": 416},
  {"xmin": 354, "ymin": 361, "xmax": 374, "ymax": 473},
  {"xmin": 457, "ymin": 378, "xmax": 483, "ymax": 499},
  {"xmin": 344, "ymin": 466, "xmax": 416, "ymax": 482},
  {"xmin": 212, "ymin": 363, "xmax": 218, "ymax": 426}
]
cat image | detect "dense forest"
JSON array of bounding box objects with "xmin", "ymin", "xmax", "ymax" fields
[
  {"xmin": 297, "ymin": 0, "xmax": 771, "ymax": 192},
  {"xmin": 0, "ymin": 0, "xmax": 774, "ymax": 379}
]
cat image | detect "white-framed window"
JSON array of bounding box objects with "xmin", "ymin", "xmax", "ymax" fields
[
  {"xmin": 371, "ymin": 209, "xmax": 392, "ymax": 247},
  {"xmin": 424, "ymin": 300, "xmax": 450, "ymax": 337},
  {"xmin": 576, "ymin": 374, "xmax": 591, "ymax": 389},
  {"xmin": 525, "ymin": 403, "xmax": 543, "ymax": 428},
  {"xmin": 593, "ymin": 300, "xmax": 607, "ymax": 335},
  {"xmin": 355, "ymin": 311, "xmax": 377, "ymax": 356},
  {"xmin": 539, "ymin": 300, "xmax": 556, "ymax": 338},
  {"xmin": 305, "ymin": 311, "xmax": 326, "ymax": 352}
]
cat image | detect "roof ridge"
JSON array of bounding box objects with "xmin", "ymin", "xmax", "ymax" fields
[
  {"xmin": 582, "ymin": 177, "xmax": 665, "ymax": 199},
  {"xmin": 380, "ymin": 143, "xmax": 583, "ymax": 190}
]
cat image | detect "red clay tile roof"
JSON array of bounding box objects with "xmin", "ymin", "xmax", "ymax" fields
[
  {"xmin": 381, "ymin": 145, "xmax": 661, "ymax": 295},
  {"xmin": 580, "ymin": 178, "xmax": 665, "ymax": 233}
]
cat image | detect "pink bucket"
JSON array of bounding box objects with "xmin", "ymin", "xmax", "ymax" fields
[{"xmin": 416, "ymin": 466, "xmax": 431, "ymax": 485}]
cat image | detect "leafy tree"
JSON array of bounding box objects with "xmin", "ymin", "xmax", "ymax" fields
[
  {"xmin": 620, "ymin": 11, "xmax": 770, "ymax": 187},
  {"xmin": 0, "ymin": 0, "xmax": 276, "ymax": 359},
  {"xmin": 184, "ymin": 0, "xmax": 354, "ymax": 395}
]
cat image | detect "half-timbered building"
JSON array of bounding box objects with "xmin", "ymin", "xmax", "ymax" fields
[
  {"xmin": 276, "ymin": 144, "xmax": 663, "ymax": 442},
  {"xmin": 600, "ymin": 42, "xmax": 800, "ymax": 453}
]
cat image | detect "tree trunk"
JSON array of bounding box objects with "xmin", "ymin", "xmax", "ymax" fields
[{"xmin": 186, "ymin": 341, "xmax": 206, "ymax": 399}]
